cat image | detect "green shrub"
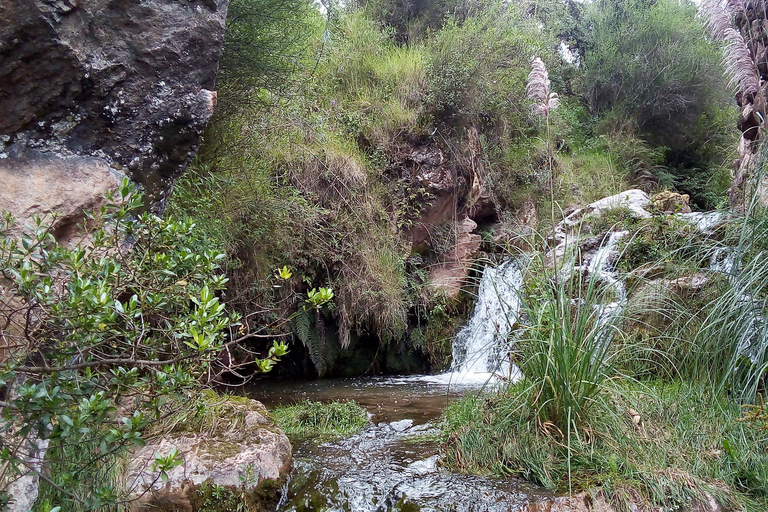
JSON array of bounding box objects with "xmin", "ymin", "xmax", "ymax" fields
[
  {"xmin": 582, "ymin": 0, "xmax": 736, "ymax": 206},
  {"xmin": 617, "ymin": 216, "xmax": 709, "ymax": 274},
  {"xmin": 0, "ymin": 181, "xmax": 283, "ymax": 508},
  {"xmin": 424, "ymin": 3, "xmax": 542, "ymax": 129}
]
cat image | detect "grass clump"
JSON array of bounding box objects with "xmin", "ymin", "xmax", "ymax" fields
[
  {"xmin": 513, "ymin": 260, "xmax": 622, "ymax": 432},
  {"xmin": 442, "ymin": 380, "xmax": 768, "ymax": 511},
  {"xmin": 271, "ymin": 400, "xmax": 368, "ymax": 438}
]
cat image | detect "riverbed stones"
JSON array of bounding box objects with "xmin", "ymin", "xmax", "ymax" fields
[
  {"xmin": 0, "ymin": 0, "xmax": 229, "ymax": 210},
  {"xmin": 127, "ymin": 397, "xmax": 291, "ymax": 512}
]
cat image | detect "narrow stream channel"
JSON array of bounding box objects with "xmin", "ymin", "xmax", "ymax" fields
[{"xmin": 256, "ymin": 378, "xmax": 550, "ymax": 512}]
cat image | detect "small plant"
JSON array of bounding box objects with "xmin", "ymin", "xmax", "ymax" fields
[
  {"xmin": 152, "ymin": 448, "xmax": 184, "ymax": 484},
  {"xmin": 306, "ymin": 287, "xmax": 334, "ymax": 308}
]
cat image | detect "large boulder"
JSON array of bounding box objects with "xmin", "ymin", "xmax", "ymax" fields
[
  {"xmin": 0, "ymin": 149, "xmax": 120, "ymax": 243},
  {"xmin": 127, "ymin": 397, "xmax": 291, "ymax": 512},
  {"xmin": 0, "ymin": 0, "xmax": 228, "ymax": 210}
]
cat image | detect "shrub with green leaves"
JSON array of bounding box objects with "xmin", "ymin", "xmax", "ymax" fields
[{"xmin": 0, "ymin": 180, "xmax": 285, "ymax": 509}]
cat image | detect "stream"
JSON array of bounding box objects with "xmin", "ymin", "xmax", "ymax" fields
[
  {"xmin": 257, "ymin": 377, "xmax": 549, "ymax": 512},
  {"xmin": 254, "ymin": 259, "xmax": 547, "ymax": 512},
  {"xmin": 253, "ymin": 209, "xmax": 722, "ymax": 511}
]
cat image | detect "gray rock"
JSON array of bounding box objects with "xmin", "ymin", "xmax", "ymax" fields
[
  {"xmin": 127, "ymin": 399, "xmax": 291, "ymax": 511},
  {"xmin": 388, "ymin": 419, "xmax": 414, "ymax": 432},
  {"xmin": 0, "ymin": 0, "xmax": 229, "ymax": 209},
  {"xmin": 0, "ymin": 147, "xmax": 121, "ymax": 243}
]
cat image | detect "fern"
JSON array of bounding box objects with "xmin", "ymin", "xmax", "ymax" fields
[{"xmin": 291, "ymin": 307, "xmax": 328, "ymax": 376}]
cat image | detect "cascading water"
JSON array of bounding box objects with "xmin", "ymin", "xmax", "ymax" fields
[
  {"xmin": 679, "ymin": 211, "xmax": 725, "ymax": 234},
  {"xmin": 587, "ymin": 230, "xmax": 629, "ymax": 343},
  {"xmin": 424, "ymin": 259, "xmax": 525, "ymax": 386}
]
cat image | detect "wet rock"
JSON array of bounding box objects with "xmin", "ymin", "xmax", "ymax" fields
[
  {"xmin": 127, "ymin": 398, "xmax": 291, "ymax": 511},
  {"xmin": 0, "ymin": 147, "xmax": 120, "ymax": 244},
  {"xmin": 388, "ymin": 419, "xmax": 414, "ymax": 432},
  {"xmin": 0, "ymin": 0, "xmax": 228, "ymax": 209},
  {"xmin": 548, "ymin": 190, "xmax": 651, "ymax": 266},
  {"xmin": 523, "ymin": 491, "xmax": 724, "ymax": 512},
  {"xmin": 651, "ymin": 190, "xmax": 692, "ymax": 214},
  {"xmin": 521, "ymin": 493, "xmax": 616, "ymax": 512},
  {"xmin": 426, "ymin": 217, "xmax": 482, "ymax": 300}
]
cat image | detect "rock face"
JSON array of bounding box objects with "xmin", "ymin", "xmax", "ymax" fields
[
  {"xmin": 0, "ymin": 149, "xmax": 120, "ymax": 243},
  {"xmin": 427, "ymin": 217, "xmax": 482, "ymax": 300},
  {"xmin": 0, "ymin": 0, "xmax": 228, "ymax": 210},
  {"xmin": 127, "ymin": 398, "xmax": 291, "ymax": 512}
]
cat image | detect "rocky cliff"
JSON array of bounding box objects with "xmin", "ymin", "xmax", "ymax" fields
[{"xmin": 0, "ymin": 0, "xmax": 228, "ymax": 226}]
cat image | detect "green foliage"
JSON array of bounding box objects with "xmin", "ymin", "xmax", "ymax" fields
[
  {"xmin": 356, "ymin": 0, "xmax": 474, "ymax": 43},
  {"xmin": 0, "ymin": 181, "xmax": 281, "ymax": 508},
  {"xmin": 291, "ymin": 307, "xmax": 328, "ymax": 376},
  {"xmin": 217, "ymin": 0, "xmax": 320, "ymax": 110},
  {"xmin": 581, "ymin": 206, "xmax": 638, "ymax": 236},
  {"xmin": 583, "ymin": 0, "xmax": 724, "ymax": 145},
  {"xmin": 441, "ymin": 380, "xmax": 768, "ymax": 511},
  {"xmin": 271, "ymin": 400, "xmax": 368, "ymax": 438},
  {"xmin": 424, "ymin": 3, "xmax": 543, "ymax": 129},
  {"xmin": 513, "ymin": 255, "xmax": 624, "ymax": 433},
  {"xmin": 617, "ymin": 215, "xmax": 709, "ymax": 273},
  {"xmin": 581, "ymin": 0, "xmax": 736, "ymax": 206}
]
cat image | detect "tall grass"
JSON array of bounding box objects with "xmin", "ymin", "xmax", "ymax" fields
[
  {"xmin": 442, "ymin": 380, "xmax": 768, "ymax": 511},
  {"xmin": 689, "ymin": 166, "xmax": 768, "ymax": 402},
  {"xmin": 514, "ymin": 247, "xmax": 624, "ymax": 434}
]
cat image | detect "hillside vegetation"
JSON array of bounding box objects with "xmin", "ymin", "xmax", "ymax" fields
[{"xmin": 170, "ymin": 0, "xmax": 736, "ymax": 377}]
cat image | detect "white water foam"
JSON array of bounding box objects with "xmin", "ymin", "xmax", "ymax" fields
[
  {"xmin": 422, "ymin": 259, "xmax": 525, "ymax": 387},
  {"xmin": 587, "ymin": 231, "xmax": 629, "ymax": 346},
  {"xmin": 678, "ymin": 211, "xmax": 725, "ymax": 234}
]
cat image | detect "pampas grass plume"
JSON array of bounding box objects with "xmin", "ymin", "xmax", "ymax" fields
[{"xmin": 526, "ymin": 57, "xmax": 560, "ymax": 117}]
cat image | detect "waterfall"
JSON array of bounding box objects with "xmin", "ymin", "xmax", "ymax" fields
[
  {"xmin": 422, "ymin": 230, "xmax": 634, "ymax": 387},
  {"xmin": 423, "ymin": 259, "xmax": 525, "ymax": 386},
  {"xmin": 588, "ymin": 231, "xmax": 629, "ymax": 339}
]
